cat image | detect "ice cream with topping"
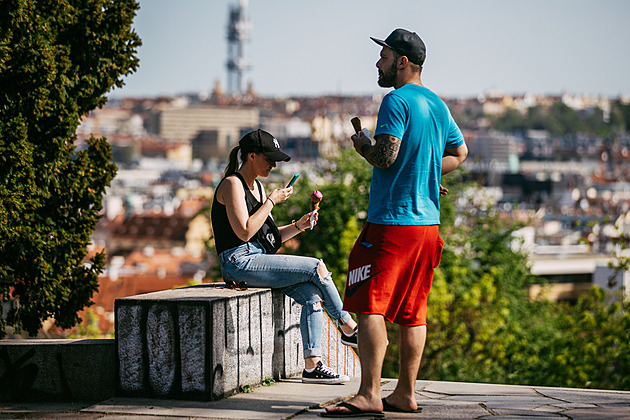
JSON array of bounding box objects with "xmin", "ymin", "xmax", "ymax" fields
[{"xmin": 311, "ymin": 190, "xmax": 323, "ymax": 211}]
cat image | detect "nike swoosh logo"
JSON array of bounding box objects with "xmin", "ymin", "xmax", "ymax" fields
[{"xmin": 345, "ymin": 270, "xmax": 382, "ymax": 298}]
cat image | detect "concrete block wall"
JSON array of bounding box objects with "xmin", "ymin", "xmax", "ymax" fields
[
  {"xmin": 0, "ymin": 339, "xmax": 116, "ymax": 402},
  {"xmin": 115, "ymin": 284, "xmax": 360, "ymax": 401}
]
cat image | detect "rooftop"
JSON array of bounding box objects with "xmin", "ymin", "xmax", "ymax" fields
[{"xmin": 3, "ymin": 378, "xmax": 630, "ymax": 419}]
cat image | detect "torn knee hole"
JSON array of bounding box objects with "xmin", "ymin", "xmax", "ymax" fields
[
  {"xmin": 317, "ymin": 262, "xmax": 330, "ymax": 278},
  {"xmin": 317, "ymin": 271, "xmax": 333, "ymax": 283}
]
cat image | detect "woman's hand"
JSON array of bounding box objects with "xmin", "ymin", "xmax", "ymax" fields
[
  {"xmin": 268, "ymin": 186, "xmax": 293, "ymax": 205},
  {"xmin": 297, "ymin": 211, "xmax": 317, "ymax": 230}
]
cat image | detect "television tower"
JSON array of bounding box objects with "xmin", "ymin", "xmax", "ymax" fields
[{"xmin": 226, "ymin": 0, "xmax": 252, "ymax": 95}]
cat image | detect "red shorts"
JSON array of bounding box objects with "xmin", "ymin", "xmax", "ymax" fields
[{"xmin": 343, "ymin": 223, "xmax": 444, "ymax": 326}]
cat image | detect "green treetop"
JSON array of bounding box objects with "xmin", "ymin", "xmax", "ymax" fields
[{"xmin": 0, "ymin": 0, "xmax": 141, "ymax": 337}]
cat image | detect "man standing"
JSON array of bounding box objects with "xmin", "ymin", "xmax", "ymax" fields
[{"xmin": 324, "ymin": 29, "xmax": 467, "ymax": 417}]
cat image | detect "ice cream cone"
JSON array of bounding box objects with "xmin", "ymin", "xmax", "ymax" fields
[{"xmin": 311, "ymin": 190, "xmax": 323, "ymax": 212}]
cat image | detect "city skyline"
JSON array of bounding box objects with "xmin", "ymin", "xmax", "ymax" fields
[{"xmin": 111, "ymin": 0, "xmax": 630, "ymax": 99}]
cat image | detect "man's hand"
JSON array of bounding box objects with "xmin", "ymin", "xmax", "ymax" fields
[{"xmin": 351, "ymin": 130, "xmax": 371, "ymax": 156}]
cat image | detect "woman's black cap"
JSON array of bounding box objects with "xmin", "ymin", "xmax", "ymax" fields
[{"xmin": 239, "ymin": 129, "xmax": 291, "ymax": 162}]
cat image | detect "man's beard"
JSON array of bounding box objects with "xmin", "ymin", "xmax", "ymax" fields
[{"xmin": 378, "ymin": 61, "xmax": 397, "ymax": 88}]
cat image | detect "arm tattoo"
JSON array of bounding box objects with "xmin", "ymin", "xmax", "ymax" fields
[{"xmin": 364, "ymin": 134, "xmax": 401, "ymax": 169}]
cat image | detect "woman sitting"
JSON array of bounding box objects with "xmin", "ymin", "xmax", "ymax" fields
[{"xmin": 211, "ymin": 129, "xmax": 358, "ymax": 384}]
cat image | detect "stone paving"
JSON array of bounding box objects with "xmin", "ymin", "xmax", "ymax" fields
[
  {"xmin": 397, "ymin": 380, "xmax": 630, "ymax": 419},
  {"xmin": 1, "ymin": 378, "xmax": 630, "ymax": 419}
]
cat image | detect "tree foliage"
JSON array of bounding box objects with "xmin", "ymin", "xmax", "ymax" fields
[
  {"xmin": 416, "ymin": 173, "xmax": 630, "ymax": 390},
  {"xmin": 419, "ymin": 177, "xmax": 545, "ymax": 383},
  {"xmin": 0, "ymin": 0, "xmax": 140, "ymax": 336},
  {"xmin": 551, "ymin": 288, "xmax": 630, "ymax": 389},
  {"xmin": 490, "ymin": 101, "xmax": 630, "ymax": 137}
]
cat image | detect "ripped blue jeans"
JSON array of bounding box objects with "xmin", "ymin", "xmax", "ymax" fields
[{"xmin": 219, "ymin": 241, "xmax": 353, "ymax": 358}]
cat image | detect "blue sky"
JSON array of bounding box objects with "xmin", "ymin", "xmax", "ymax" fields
[{"xmin": 111, "ymin": 0, "xmax": 630, "ymax": 99}]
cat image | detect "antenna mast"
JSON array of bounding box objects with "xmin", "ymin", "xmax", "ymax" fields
[{"xmin": 226, "ymin": 0, "xmax": 252, "ymax": 95}]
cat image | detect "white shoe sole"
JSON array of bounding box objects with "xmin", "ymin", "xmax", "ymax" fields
[{"xmin": 302, "ymin": 375, "xmax": 350, "ymax": 384}]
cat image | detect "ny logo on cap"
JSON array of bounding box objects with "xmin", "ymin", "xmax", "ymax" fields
[{"xmin": 273, "ymin": 139, "xmax": 280, "ymax": 149}]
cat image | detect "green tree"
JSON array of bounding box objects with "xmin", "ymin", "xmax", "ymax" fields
[
  {"xmin": 489, "ymin": 108, "xmax": 528, "ymax": 132},
  {"xmin": 415, "ymin": 174, "xmax": 630, "ymax": 390},
  {"xmin": 0, "ymin": 0, "xmax": 140, "ymax": 337},
  {"xmin": 550, "ymin": 287, "xmax": 630, "ymax": 390},
  {"xmin": 545, "ymin": 102, "xmax": 583, "ymax": 136},
  {"xmin": 490, "ymin": 101, "xmax": 628, "ymax": 138},
  {"xmin": 525, "ymin": 105, "xmax": 548, "ymax": 131},
  {"xmin": 608, "ymin": 102, "xmax": 628, "ymax": 134},
  {"xmin": 616, "ymin": 99, "xmax": 630, "ymax": 131}
]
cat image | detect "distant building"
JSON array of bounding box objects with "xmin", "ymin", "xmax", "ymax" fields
[
  {"xmin": 77, "ymin": 106, "xmax": 145, "ymax": 141},
  {"xmin": 100, "ymin": 198, "xmax": 211, "ymax": 257},
  {"xmin": 466, "ymin": 131, "xmax": 519, "ymax": 173},
  {"xmin": 192, "ymin": 130, "xmax": 222, "ymax": 162},
  {"xmin": 529, "ymin": 250, "xmax": 629, "ymax": 303},
  {"xmin": 261, "ymin": 117, "xmax": 318, "ymax": 159},
  {"xmin": 153, "ymin": 106, "xmax": 259, "ymax": 155}
]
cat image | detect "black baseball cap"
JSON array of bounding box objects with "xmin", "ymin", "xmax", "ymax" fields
[
  {"xmin": 239, "ymin": 129, "xmax": 291, "ymax": 162},
  {"xmin": 371, "ymin": 28, "xmax": 426, "ymax": 66}
]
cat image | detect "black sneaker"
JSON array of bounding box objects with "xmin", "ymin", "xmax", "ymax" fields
[
  {"xmin": 340, "ymin": 327, "xmax": 358, "ymax": 348},
  {"xmin": 340, "ymin": 328, "xmax": 389, "ymax": 347},
  {"xmin": 302, "ymin": 361, "xmax": 349, "ymax": 384}
]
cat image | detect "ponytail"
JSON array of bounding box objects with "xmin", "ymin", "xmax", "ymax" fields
[{"xmin": 224, "ymin": 145, "xmax": 245, "ymax": 177}]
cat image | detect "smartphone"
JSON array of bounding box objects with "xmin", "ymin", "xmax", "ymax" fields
[{"xmin": 286, "ymin": 174, "xmax": 299, "ymax": 188}]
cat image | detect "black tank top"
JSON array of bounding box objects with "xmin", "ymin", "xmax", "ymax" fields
[{"xmin": 211, "ymin": 172, "xmax": 265, "ymax": 255}]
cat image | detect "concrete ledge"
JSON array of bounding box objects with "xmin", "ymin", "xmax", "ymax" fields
[
  {"xmin": 115, "ymin": 284, "xmax": 359, "ymax": 401},
  {"xmin": 0, "ymin": 339, "xmax": 116, "ymax": 402}
]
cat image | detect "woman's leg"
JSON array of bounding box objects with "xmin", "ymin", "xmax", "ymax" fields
[
  {"xmin": 314, "ymin": 261, "xmax": 356, "ymax": 334},
  {"xmin": 221, "ymin": 242, "xmax": 355, "ymax": 333},
  {"xmin": 281, "ymin": 282, "xmax": 350, "ymax": 384},
  {"xmin": 221, "ymin": 243, "xmax": 353, "ymax": 382},
  {"xmin": 281, "ymin": 282, "xmax": 324, "ymax": 362},
  {"xmin": 241, "ymin": 252, "xmax": 353, "ymax": 326}
]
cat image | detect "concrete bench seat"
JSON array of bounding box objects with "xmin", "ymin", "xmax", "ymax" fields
[{"xmin": 115, "ymin": 283, "xmax": 360, "ymax": 401}]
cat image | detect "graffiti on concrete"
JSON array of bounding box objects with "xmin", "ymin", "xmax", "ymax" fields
[{"xmin": 0, "ymin": 347, "xmax": 38, "ymax": 400}]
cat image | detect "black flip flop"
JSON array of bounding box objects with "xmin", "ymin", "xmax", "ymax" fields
[
  {"xmin": 320, "ymin": 401, "xmax": 385, "ymax": 418},
  {"xmin": 382, "ymin": 397, "xmax": 422, "ymax": 413}
]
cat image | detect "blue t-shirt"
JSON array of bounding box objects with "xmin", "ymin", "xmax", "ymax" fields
[{"xmin": 368, "ymin": 84, "xmax": 464, "ymax": 225}]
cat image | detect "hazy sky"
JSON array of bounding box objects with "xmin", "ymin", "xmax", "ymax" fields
[{"xmin": 111, "ymin": 0, "xmax": 630, "ymax": 99}]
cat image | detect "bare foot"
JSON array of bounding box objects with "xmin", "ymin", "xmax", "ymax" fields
[
  {"xmin": 325, "ymin": 395, "xmax": 383, "ymax": 414},
  {"xmin": 382, "ymin": 393, "xmax": 418, "ymax": 412}
]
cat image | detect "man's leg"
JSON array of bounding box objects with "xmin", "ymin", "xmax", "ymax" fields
[
  {"xmin": 355, "ymin": 313, "xmax": 389, "ymax": 403},
  {"xmin": 325, "ymin": 313, "xmax": 388, "ymax": 414},
  {"xmin": 384, "ymin": 324, "xmax": 426, "ymax": 411}
]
